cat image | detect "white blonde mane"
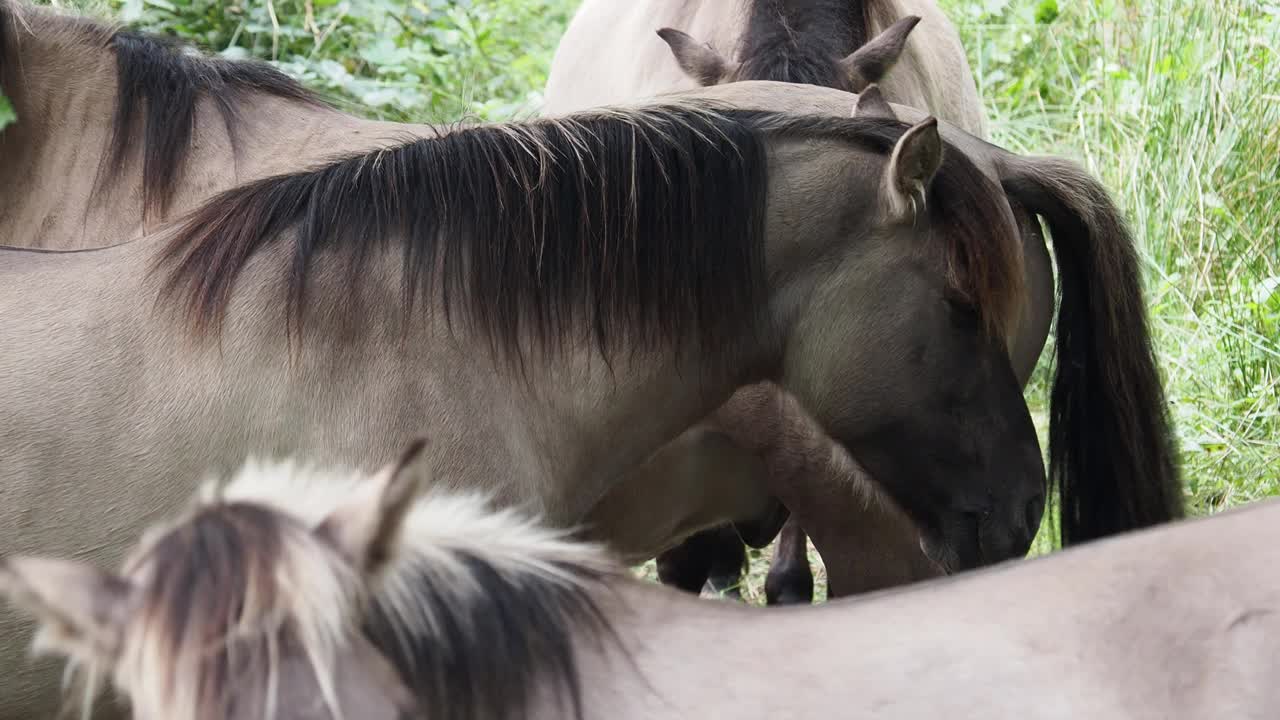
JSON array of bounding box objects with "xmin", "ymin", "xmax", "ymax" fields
[
  {"xmin": 221, "ymin": 456, "xmax": 623, "ymax": 720},
  {"xmin": 221, "ymin": 455, "xmax": 618, "ymax": 597},
  {"xmin": 195, "ymin": 457, "xmax": 618, "ymax": 719}
]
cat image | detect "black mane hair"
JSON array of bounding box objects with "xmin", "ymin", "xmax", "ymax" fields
[
  {"xmin": 158, "ymin": 103, "xmax": 1022, "ymax": 366},
  {"xmin": 105, "ymin": 30, "xmax": 320, "ymax": 220},
  {"xmin": 736, "ymin": 0, "xmax": 869, "ymax": 88}
]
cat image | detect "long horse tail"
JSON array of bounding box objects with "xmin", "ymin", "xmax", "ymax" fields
[{"xmin": 998, "ymin": 155, "xmax": 1184, "ymax": 545}]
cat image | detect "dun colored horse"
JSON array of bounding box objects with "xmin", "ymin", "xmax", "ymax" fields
[
  {"xmin": 544, "ymin": 0, "xmax": 988, "ymax": 135},
  {"xmin": 542, "ymin": 0, "xmax": 1061, "ymax": 602},
  {"xmin": 1, "ymin": 6, "xmax": 1180, "ymax": 713},
  {"xmin": 1, "ymin": 77, "xmax": 1062, "ymax": 717},
  {"xmin": 0, "ymin": 0, "xmax": 866, "ymax": 605},
  {"xmin": 3, "ymin": 444, "xmax": 1270, "ymax": 720},
  {"xmin": 0, "ymin": 1, "xmax": 975, "ymax": 574}
]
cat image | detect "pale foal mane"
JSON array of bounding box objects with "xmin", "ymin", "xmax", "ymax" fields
[
  {"xmin": 221, "ymin": 456, "xmax": 618, "ymax": 591},
  {"xmin": 224, "ymin": 457, "xmax": 623, "ymax": 720},
  {"xmin": 108, "ymin": 464, "xmax": 363, "ymax": 720}
]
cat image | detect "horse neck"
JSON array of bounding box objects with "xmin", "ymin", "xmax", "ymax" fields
[
  {"xmin": 0, "ymin": 235, "xmax": 775, "ymax": 536},
  {"xmin": 565, "ymin": 578, "xmax": 761, "ymax": 719},
  {"xmin": 0, "ymin": 12, "xmax": 121, "ymax": 247},
  {"xmin": 210, "ymin": 103, "xmax": 442, "ymax": 200},
  {"xmin": 468, "ymin": 337, "xmax": 775, "ymax": 524},
  {"xmin": 137, "ymin": 101, "xmax": 441, "ymax": 246}
]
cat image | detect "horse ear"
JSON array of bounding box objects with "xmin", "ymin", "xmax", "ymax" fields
[
  {"xmin": 316, "ymin": 438, "xmax": 428, "ymax": 575},
  {"xmin": 852, "ymin": 84, "xmax": 895, "ymax": 119},
  {"xmin": 0, "ymin": 556, "xmax": 135, "ymax": 664},
  {"xmin": 839, "ymin": 15, "xmax": 921, "ymax": 91},
  {"xmin": 656, "ymin": 27, "xmax": 733, "ymax": 86},
  {"xmin": 883, "ymin": 117, "xmax": 942, "ymax": 222}
]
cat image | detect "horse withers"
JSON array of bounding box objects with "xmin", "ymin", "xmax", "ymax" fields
[{"xmin": 2, "ymin": 444, "xmax": 1267, "ymax": 720}]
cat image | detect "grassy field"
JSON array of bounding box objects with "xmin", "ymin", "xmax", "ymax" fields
[{"xmin": 16, "ymin": 0, "xmax": 1279, "ymax": 600}]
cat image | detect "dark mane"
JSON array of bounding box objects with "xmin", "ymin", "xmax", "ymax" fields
[
  {"xmin": 159, "ymin": 104, "xmax": 774, "ymax": 363},
  {"xmin": 736, "ymin": 0, "xmax": 869, "ymax": 88},
  {"xmin": 104, "ymin": 31, "xmax": 320, "ymax": 221},
  {"xmin": 0, "ymin": 1, "xmax": 322, "ymax": 222},
  {"xmin": 157, "ymin": 104, "xmax": 1021, "ymax": 363},
  {"xmin": 363, "ymin": 548, "xmax": 617, "ymax": 720}
]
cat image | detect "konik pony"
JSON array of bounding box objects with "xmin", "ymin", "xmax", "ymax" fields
[{"xmin": 0, "ymin": 4, "xmax": 1176, "ymax": 590}]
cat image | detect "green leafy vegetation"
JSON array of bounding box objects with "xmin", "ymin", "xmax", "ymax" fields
[
  {"xmin": 25, "ymin": 0, "xmax": 1279, "ymax": 597},
  {"xmin": 45, "ymin": 0, "xmax": 576, "ymax": 121},
  {"xmin": 0, "ymin": 92, "xmax": 14, "ymax": 131}
]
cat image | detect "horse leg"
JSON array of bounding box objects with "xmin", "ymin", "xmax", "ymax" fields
[
  {"xmin": 764, "ymin": 516, "xmax": 814, "ymax": 605},
  {"xmin": 702, "ymin": 525, "xmax": 749, "ymax": 598},
  {"xmin": 776, "ymin": 460, "xmax": 943, "ymax": 598},
  {"xmin": 655, "ymin": 520, "xmax": 747, "ymax": 594}
]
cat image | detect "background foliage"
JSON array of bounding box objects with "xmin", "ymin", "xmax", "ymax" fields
[
  {"xmin": 32, "ymin": 0, "xmax": 577, "ymax": 121},
  {"xmin": 14, "ymin": 0, "xmax": 1279, "ymax": 598}
]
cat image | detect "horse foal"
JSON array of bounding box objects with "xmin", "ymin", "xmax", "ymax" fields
[{"xmin": 1, "ymin": 447, "xmax": 1269, "ymax": 720}]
